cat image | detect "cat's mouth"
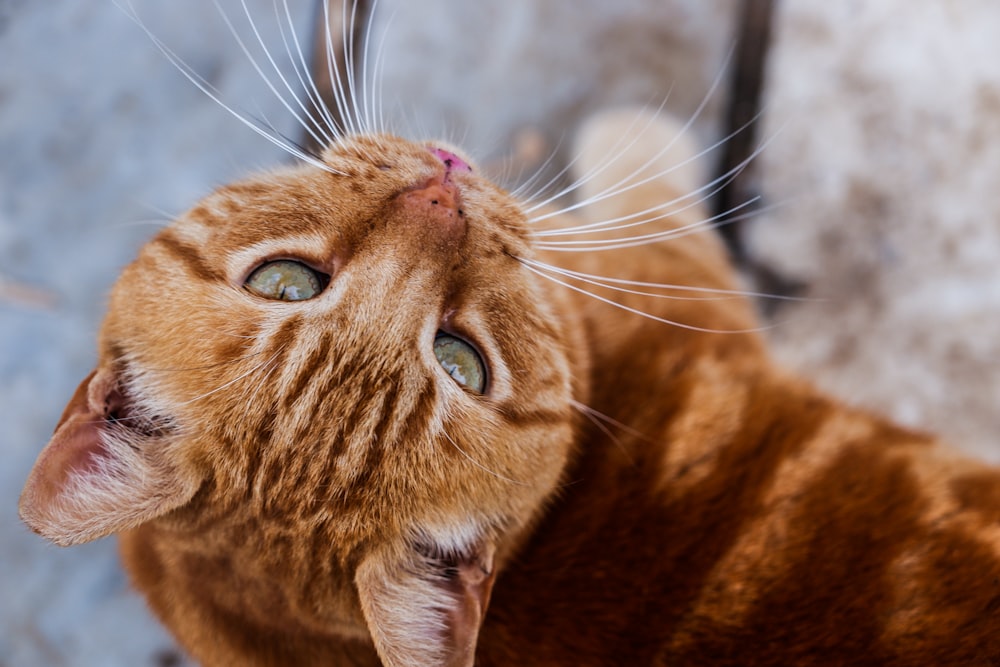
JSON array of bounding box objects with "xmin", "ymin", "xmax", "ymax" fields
[{"xmin": 100, "ymin": 366, "xmax": 174, "ymax": 441}]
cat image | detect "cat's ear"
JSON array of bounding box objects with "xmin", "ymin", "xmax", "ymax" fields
[
  {"xmin": 356, "ymin": 540, "xmax": 497, "ymax": 667},
  {"xmin": 19, "ymin": 367, "xmax": 199, "ymax": 546}
]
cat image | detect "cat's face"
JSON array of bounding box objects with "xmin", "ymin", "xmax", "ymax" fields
[
  {"xmin": 114, "ymin": 132, "xmax": 575, "ymax": 528},
  {"xmin": 20, "ymin": 133, "xmax": 584, "ymax": 660}
]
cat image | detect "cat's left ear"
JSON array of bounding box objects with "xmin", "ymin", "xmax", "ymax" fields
[
  {"xmin": 19, "ymin": 367, "xmax": 199, "ymax": 546},
  {"xmin": 356, "ymin": 540, "xmax": 497, "ymax": 667}
]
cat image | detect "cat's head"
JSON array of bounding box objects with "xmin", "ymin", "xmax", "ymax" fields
[{"xmin": 20, "ymin": 133, "xmax": 586, "ymax": 664}]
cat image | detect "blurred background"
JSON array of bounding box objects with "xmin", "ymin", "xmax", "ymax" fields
[{"xmin": 2, "ymin": 1, "xmax": 999, "ymax": 664}]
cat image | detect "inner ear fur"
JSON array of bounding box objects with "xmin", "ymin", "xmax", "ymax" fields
[
  {"xmin": 356, "ymin": 539, "xmax": 497, "ymax": 667},
  {"xmin": 19, "ymin": 367, "xmax": 199, "ymax": 546}
]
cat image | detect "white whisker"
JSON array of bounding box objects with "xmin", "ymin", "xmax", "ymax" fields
[
  {"xmin": 532, "ymin": 196, "xmax": 759, "ymax": 253},
  {"xmin": 276, "ymin": 0, "xmax": 342, "ymax": 143},
  {"xmin": 521, "ymin": 257, "xmax": 806, "ymax": 303},
  {"xmin": 241, "ymin": 352, "xmax": 284, "ymax": 423},
  {"xmin": 519, "ymin": 259, "xmax": 773, "ymax": 335},
  {"xmin": 344, "ymin": 0, "xmax": 367, "ymax": 134},
  {"xmin": 529, "ymin": 170, "xmax": 734, "ymax": 238},
  {"xmin": 441, "ymin": 429, "xmax": 526, "ymax": 486},
  {"xmin": 524, "ymin": 45, "xmax": 738, "ymax": 222},
  {"xmin": 521, "ymin": 98, "xmax": 668, "ymax": 213},
  {"xmin": 221, "ymin": 0, "xmax": 332, "ymax": 149},
  {"xmin": 362, "ymin": 16, "xmax": 394, "ymax": 145},
  {"xmin": 569, "ymin": 399, "xmax": 651, "ymax": 441},
  {"xmin": 178, "ymin": 350, "xmax": 283, "ymax": 406},
  {"xmin": 569, "ymin": 400, "xmax": 636, "ymax": 465},
  {"xmin": 146, "ymin": 349, "xmax": 267, "ymax": 373},
  {"xmin": 359, "ymin": 0, "xmax": 381, "ymax": 134},
  {"xmin": 106, "ymin": 218, "xmax": 173, "ymax": 230},
  {"xmin": 508, "ymin": 132, "xmax": 568, "ymax": 200},
  {"xmin": 116, "ymin": 0, "xmax": 338, "ymax": 172},
  {"xmin": 369, "ymin": 3, "xmax": 397, "ymax": 135},
  {"xmin": 322, "ymin": 0, "xmax": 358, "ymax": 136},
  {"xmin": 529, "ymin": 106, "xmax": 767, "ymax": 229}
]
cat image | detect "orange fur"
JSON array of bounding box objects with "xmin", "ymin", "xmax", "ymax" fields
[{"xmin": 20, "ymin": 109, "xmax": 1000, "ymax": 666}]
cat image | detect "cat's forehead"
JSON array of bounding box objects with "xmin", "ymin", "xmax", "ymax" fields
[
  {"xmin": 178, "ymin": 136, "xmax": 435, "ymax": 241},
  {"xmin": 167, "ymin": 133, "xmax": 528, "ymax": 260}
]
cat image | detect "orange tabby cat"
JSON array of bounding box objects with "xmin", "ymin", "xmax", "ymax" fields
[{"xmin": 19, "ymin": 102, "xmax": 1000, "ymax": 666}]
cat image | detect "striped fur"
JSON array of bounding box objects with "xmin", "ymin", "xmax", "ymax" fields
[{"xmin": 20, "ymin": 111, "xmax": 1000, "ymax": 666}]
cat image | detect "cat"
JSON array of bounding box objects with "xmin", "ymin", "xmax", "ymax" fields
[{"xmin": 18, "ymin": 7, "xmax": 1000, "ymax": 667}]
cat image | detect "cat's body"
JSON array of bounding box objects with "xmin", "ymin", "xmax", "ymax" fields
[{"xmin": 18, "ymin": 96, "xmax": 1000, "ymax": 667}]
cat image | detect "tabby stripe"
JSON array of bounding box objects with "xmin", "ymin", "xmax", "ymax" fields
[
  {"xmin": 674, "ymin": 444, "xmax": 924, "ymax": 661},
  {"xmin": 642, "ymin": 382, "xmax": 835, "ymax": 638},
  {"xmin": 341, "ymin": 381, "xmax": 435, "ymax": 501},
  {"xmin": 154, "ymin": 232, "xmax": 223, "ymax": 283},
  {"xmin": 258, "ymin": 454, "xmax": 292, "ymax": 519},
  {"xmin": 289, "ymin": 345, "xmax": 372, "ymax": 452},
  {"xmin": 241, "ymin": 410, "xmax": 277, "ymax": 501},
  {"xmin": 299, "ymin": 379, "xmax": 380, "ymax": 480},
  {"xmin": 217, "ymin": 181, "xmax": 274, "ymax": 199},
  {"xmin": 395, "ymin": 382, "xmax": 437, "ymax": 449},
  {"xmin": 283, "ymin": 331, "xmax": 334, "ymax": 411},
  {"xmin": 370, "ymin": 383, "xmax": 404, "ymax": 451},
  {"xmin": 262, "ymin": 315, "xmax": 304, "ymax": 383},
  {"xmin": 498, "ymin": 405, "xmax": 567, "ymax": 428},
  {"xmin": 336, "ymin": 436, "xmax": 385, "ymax": 505},
  {"xmin": 311, "ymin": 420, "xmax": 350, "ymax": 494}
]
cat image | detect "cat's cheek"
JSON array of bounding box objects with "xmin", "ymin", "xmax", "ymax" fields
[{"xmin": 19, "ymin": 368, "xmax": 199, "ymax": 547}]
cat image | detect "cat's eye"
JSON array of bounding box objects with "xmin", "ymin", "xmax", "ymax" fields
[
  {"xmin": 434, "ymin": 333, "xmax": 487, "ymax": 394},
  {"xmin": 244, "ymin": 260, "xmax": 326, "ymax": 301}
]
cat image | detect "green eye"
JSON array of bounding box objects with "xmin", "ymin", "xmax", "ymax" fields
[
  {"xmin": 245, "ymin": 260, "xmax": 325, "ymax": 301},
  {"xmin": 434, "ymin": 333, "xmax": 487, "ymax": 394}
]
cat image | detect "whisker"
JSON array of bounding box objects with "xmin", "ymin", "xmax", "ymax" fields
[
  {"xmin": 519, "ymin": 259, "xmax": 774, "ymax": 335},
  {"xmin": 145, "ymin": 347, "xmax": 269, "ymax": 374},
  {"xmin": 359, "ymin": 0, "xmax": 381, "ymax": 135},
  {"xmin": 276, "ymin": 0, "xmax": 343, "ymax": 142},
  {"xmin": 525, "ymin": 45, "xmax": 738, "ymax": 221},
  {"xmin": 529, "ymin": 169, "xmax": 735, "ymax": 238},
  {"xmin": 369, "ymin": 3, "xmax": 397, "ymax": 135},
  {"xmin": 525, "ymin": 262, "xmax": 734, "ymax": 302},
  {"xmin": 252, "ymin": 102, "xmax": 328, "ymax": 161},
  {"xmin": 441, "ymin": 429, "xmax": 527, "ymax": 486},
  {"xmin": 220, "ymin": 0, "xmax": 333, "ymax": 149},
  {"xmin": 532, "ymin": 195, "xmax": 760, "ymax": 253},
  {"xmin": 520, "ymin": 257, "xmax": 807, "ymax": 303},
  {"xmin": 526, "ymin": 124, "xmax": 765, "ymax": 235},
  {"xmin": 344, "ymin": 0, "xmax": 367, "ymax": 134},
  {"xmin": 507, "ymin": 131, "xmax": 568, "ymax": 200},
  {"xmin": 115, "ymin": 0, "xmax": 338, "ymax": 172},
  {"xmin": 521, "ymin": 97, "xmax": 668, "ymax": 213},
  {"xmin": 321, "ymin": 0, "xmax": 358, "ymax": 137},
  {"xmin": 569, "ymin": 400, "xmax": 636, "ymax": 466},
  {"xmin": 178, "ymin": 350, "xmax": 284, "ymax": 406},
  {"xmin": 529, "ymin": 104, "xmax": 767, "ymax": 228},
  {"xmin": 241, "ymin": 351, "xmax": 284, "ymax": 424},
  {"xmin": 106, "ymin": 218, "xmax": 173, "ymax": 230},
  {"xmin": 532, "ymin": 185, "xmax": 792, "ymax": 250},
  {"xmin": 569, "ymin": 399, "xmax": 652, "ymax": 442}
]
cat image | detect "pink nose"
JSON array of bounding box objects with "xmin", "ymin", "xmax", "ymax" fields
[{"xmin": 429, "ymin": 147, "xmax": 473, "ymax": 173}]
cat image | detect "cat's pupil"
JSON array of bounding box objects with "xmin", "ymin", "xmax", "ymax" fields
[
  {"xmin": 433, "ymin": 333, "xmax": 487, "ymax": 394},
  {"xmin": 244, "ymin": 260, "xmax": 324, "ymax": 301}
]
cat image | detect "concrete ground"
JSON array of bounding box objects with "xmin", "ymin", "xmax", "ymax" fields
[{"xmin": 2, "ymin": 1, "xmax": 998, "ymax": 664}]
